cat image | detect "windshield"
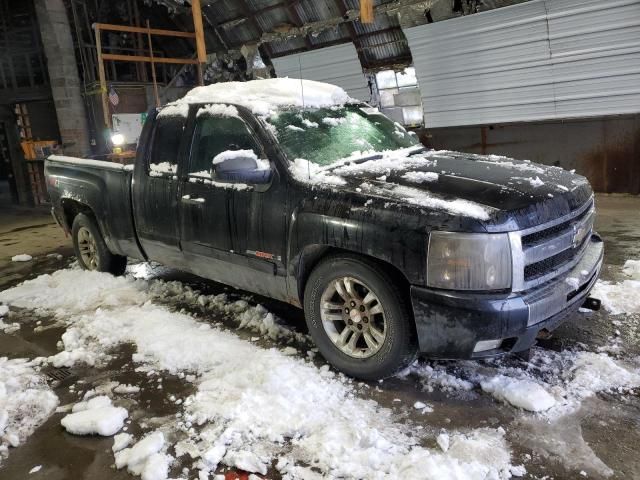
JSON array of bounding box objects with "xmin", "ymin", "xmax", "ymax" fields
[{"xmin": 265, "ymin": 105, "xmax": 420, "ymax": 166}]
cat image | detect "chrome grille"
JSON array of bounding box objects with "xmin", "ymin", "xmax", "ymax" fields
[{"xmin": 510, "ymin": 197, "xmax": 595, "ymax": 292}]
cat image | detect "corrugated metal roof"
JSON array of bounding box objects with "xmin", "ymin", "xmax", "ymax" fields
[
  {"xmin": 405, "ymin": 0, "xmax": 640, "ymax": 127},
  {"xmin": 269, "ymin": 37, "xmax": 307, "ymax": 55},
  {"xmin": 198, "ymin": 0, "xmax": 414, "ymax": 68},
  {"xmin": 359, "ymin": 28, "xmax": 410, "ymax": 65}
]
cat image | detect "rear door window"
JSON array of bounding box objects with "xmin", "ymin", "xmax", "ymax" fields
[{"xmin": 148, "ymin": 113, "xmax": 186, "ymax": 179}]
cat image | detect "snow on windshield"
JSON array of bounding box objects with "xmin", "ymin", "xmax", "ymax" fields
[{"xmin": 266, "ymin": 107, "xmax": 420, "ymax": 167}]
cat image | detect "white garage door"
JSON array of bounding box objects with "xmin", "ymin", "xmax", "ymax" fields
[
  {"xmin": 272, "ymin": 43, "xmax": 371, "ymax": 103},
  {"xmin": 405, "ymin": 0, "xmax": 640, "ymax": 127}
]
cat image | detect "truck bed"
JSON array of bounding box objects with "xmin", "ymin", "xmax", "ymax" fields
[{"xmin": 45, "ymin": 155, "xmax": 144, "ymax": 261}]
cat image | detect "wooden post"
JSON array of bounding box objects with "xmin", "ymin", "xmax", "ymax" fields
[
  {"xmin": 131, "ymin": 0, "xmax": 147, "ymax": 82},
  {"xmin": 191, "ymin": 0, "xmax": 206, "ymax": 85},
  {"xmin": 94, "ymin": 24, "xmax": 111, "ymax": 128},
  {"xmin": 360, "ymin": 0, "xmax": 374, "ymax": 23},
  {"xmin": 146, "ymin": 20, "xmax": 160, "ymax": 107}
]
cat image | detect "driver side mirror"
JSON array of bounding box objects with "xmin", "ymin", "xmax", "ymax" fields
[{"xmin": 213, "ymin": 150, "xmax": 272, "ymax": 184}]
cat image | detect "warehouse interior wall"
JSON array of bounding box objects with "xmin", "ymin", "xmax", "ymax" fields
[{"xmin": 427, "ymin": 113, "xmax": 640, "ymax": 194}]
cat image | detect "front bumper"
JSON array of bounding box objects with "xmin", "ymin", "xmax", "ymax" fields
[{"xmin": 410, "ymin": 233, "xmax": 604, "ymax": 358}]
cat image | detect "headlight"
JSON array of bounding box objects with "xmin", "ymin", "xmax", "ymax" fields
[{"xmin": 427, "ymin": 232, "xmax": 512, "ymax": 290}]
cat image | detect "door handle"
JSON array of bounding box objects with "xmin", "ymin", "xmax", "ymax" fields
[{"xmin": 181, "ymin": 194, "xmax": 206, "ymax": 205}]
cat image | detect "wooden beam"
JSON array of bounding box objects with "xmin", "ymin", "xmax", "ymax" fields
[
  {"xmin": 101, "ymin": 54, "xmax": 199, "ymax": 65},
  {"xmin": 146, "ymin": 20, "xmax": 160, "ymax": 108},
  {"xmin": 191, "ymin": 0, "xmax": 207, "ymax": 70},
  {"xmin": 360, "ymin": 0, "xmax": 374, "ymax": 23},
  {"xmin": 94, "ymin": 22, "xmax": 196, "ymax": 39},
  {"xmin": 94, "ymin": 25, "xmax": 110, "ymax": 128}
]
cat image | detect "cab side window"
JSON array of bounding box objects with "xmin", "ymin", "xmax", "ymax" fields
[
  {"xmin": 147, "ymin": 113, "xmax": 185, "ymax": 179},
  {"xmin": 189, "ymin": 107, "xmax": 265, "ymax": 181}
]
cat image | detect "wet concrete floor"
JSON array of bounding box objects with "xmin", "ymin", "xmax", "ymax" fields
[{"xmin": 0, "ymin": 194, "xmax": 639, "ymax": 480}]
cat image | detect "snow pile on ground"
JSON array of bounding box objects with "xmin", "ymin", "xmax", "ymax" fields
[
  {"xmin": 61, "ymin": 395, "xmax": 128, "ymax": 436},
  {"xmin": 591, "ymin": 259, "xmax": 640, "ymax": 315},
  {"xmin": 0, "ymin": 358, "xmax": 58, "ymax": 465},
  {"xmin": 591, "ymin": 258, "xmax": 640, "ymax": 314},
  {"xmin": 0, "ymin": 305, "xmax": 19, "ymax": 334},
  {"xmin": 565, "ymin": 352, "xmax": 640, "ymax": 402},
  {"xmin": 404, "ymin": 363, "xmax": 474, "ymax": 393},
  {"xmin": 622, "ymin": 259, "xmax": 640, "ymax": 278},
  {"xmin": 480, "ymin": 375, "xmax": 556, "ymax": 412},
  {"xmin": 148, "ymin": 280, "xmax": 310, "ymax": 345},
  {"xmin": 412, "ymin": 347, "xmax": 640, "ymax": 417},
  {"xmin": 115, "ymin": 431, "xmax": 171, "ymax": 480},
  {"xmin": 592, "ymin": 279, "xmax": 640, "ymax": 315},
  {"xmin": 113, "ymin": 432, "xmax": 134, "ymax": 452},
  {"xmin": 11, "ymin": 254, "xmax": 32, "ymax": 262},
  {"xmin": 1, "ymin": 269, "xmax": 518, "ymax": 479},
  {"xmin": 171, "ymin": 78, "xmax": 352, "ymax": 117},
  {"xmin": 0, "ymin": 269, "xmax": 148, "ymax": 317}
]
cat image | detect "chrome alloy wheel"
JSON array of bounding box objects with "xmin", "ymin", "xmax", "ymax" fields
[
  {"xmin": 77, "ymin": 226, "xmax": 98, "ymax": 270},
  {"xmin": 320, "ymin": 276, "xmax": 387, "ymax": 358}
]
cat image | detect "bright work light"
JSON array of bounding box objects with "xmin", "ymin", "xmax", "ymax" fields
[{"xmin": 111, "ymin": 133, "xmax": 125, "ymax": 146}]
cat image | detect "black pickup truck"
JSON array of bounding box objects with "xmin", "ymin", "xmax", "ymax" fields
[{"xmin": 45, "ymin": 78, "xmax": 603, "ymax": 379}]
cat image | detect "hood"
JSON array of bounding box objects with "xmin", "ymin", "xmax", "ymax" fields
[{"xmin": 312, "ymin": 149, "xmax": 593, "ymax": 231}]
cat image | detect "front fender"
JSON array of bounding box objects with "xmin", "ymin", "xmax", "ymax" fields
[{"xmin": 287, "ymin": 199, "xmax": 429, "ymax": 302}]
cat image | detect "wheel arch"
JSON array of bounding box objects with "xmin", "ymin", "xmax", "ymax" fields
[
  {"xmin": 295, "ymin": 245, "xmax": 412, "ymax": 308},
  {"xmin": 61, "ymin": 198, "xmax": 100, "ymax": 233}
]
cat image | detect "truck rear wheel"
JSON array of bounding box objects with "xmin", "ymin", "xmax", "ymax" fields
[
  {"xmin": 303, "ymin": 255, "xmax": 418, "ymax": 380},
  {"xmin": 72, "ymin": 213, "xmax": 127, "ymax": 276}
]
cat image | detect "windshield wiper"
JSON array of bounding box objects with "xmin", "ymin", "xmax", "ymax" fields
[
  {"xmin": 322, "ymin": 153, "xmax": 384, "ymax": 171},
  {"xmin": 407, "ymin": 146, "xmax": 427, "ymax": 156},
  {"xmin": 350, "ymin": 153, "xmax": 384, "ymax": 164}
]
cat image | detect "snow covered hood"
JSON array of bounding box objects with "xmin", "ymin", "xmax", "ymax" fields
[
  {"xmin": 161, "ymin": 78, "xmax": 353, "ymax": 117},
  {"xmin": 298, "ymin": 149, "xmax": 593, "ymax": 228}
]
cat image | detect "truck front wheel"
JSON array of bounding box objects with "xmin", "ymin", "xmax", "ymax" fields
[
  {"xmin": 72, "ymin": 213, "xmax": 127, "ymax": 276},
  {"xmin": 303, "ymin": 255, "xmax": 418, "ymax": 380}
]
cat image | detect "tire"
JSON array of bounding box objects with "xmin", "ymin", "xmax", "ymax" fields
[
  {"xmin": 72, "ymin": 213, "xmax": 127, "ymax": 276},
  {"xmin": 303, "ymin": 254, "xmax": 418, "ymax": 380}
]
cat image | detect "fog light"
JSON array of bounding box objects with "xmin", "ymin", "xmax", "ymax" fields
[{"xmin": 473, "ymin": 339, "xmax": 502, "ymax": 353}]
